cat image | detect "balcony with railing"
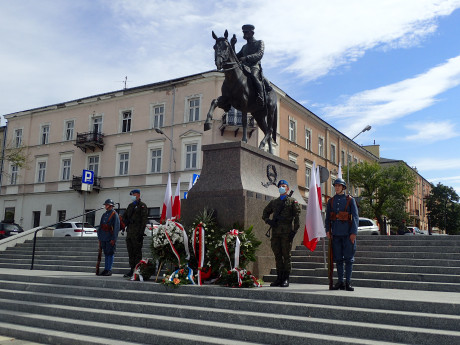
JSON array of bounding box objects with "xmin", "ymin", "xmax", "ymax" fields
[
  {"xmin": 75, "ymin": 132, "xmax": 104, "ymax": 152},
  {"xmin": 219, "ymin": 108, "xmax": 256, "ymax": 137},
  {"xmin": 71, "ymin": 175, "xmax": 101, "ymax": 193}
]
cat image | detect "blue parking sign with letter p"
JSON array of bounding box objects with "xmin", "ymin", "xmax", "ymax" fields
[{"xmin": 82, "ymin": 170, "xmax": 94, "ymax": 185}]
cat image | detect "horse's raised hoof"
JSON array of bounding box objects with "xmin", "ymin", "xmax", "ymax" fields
[{"xmin": 204, "ymin": 122, "xmax": 212, "ymax": 131}]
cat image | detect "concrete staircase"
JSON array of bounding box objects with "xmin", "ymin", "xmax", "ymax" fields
[
  {"xmin": 266, "ymin": 235, "xmax": 460, "ymax": 292},
  {"xmin": 0, "ymin": 235, "xmax": 459, "ymax": 344},
  {"xmin": 0, "ymin": 269, "xmax": 459, "ymax": 344}
]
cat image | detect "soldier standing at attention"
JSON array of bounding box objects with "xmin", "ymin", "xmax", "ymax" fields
[
  {"xmin": 98, "ymin": 199, "xmax": 120, "ymax": 276},
  {"xmin": 262, "ymin": 179, "xmax": 300, "ymax": 287},
  {"xmin": 325, "ymin": 178, "xmax": 359, "ymax": 291},
  {"xmin": 122, "ymin": 189, "xmax": 148, "ymax": 278}
]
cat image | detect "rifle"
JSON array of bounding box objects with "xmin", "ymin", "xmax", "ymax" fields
[
  {"xmin": 265, "ymin": 190, "xmax": 294, "ymax": 238},
  {"xmin": 95, "ymin": 241, "xmax": 102, "ymax": 275},
  {"xmin": 327, "ymin": 236, "xmax": 333, "ymax": 290}
]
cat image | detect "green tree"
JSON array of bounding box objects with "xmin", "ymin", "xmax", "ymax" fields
[
  {"xmin": 426, "ymin": 183, "xmax": 460, "ymax": 235},
  {"xmin": 346, "ymin": 161, "xmax": 416, "ymax": 234}
]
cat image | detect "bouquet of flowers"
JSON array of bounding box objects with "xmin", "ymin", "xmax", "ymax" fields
[
  {"xmin": 151, "ymin": 219, "xmax": 190, "ymax": 267},
  {"xmin": 131, "ymin": 258, "xmax": 156, "ymax": 281},
  {"xmin": 218, "ymin": 268, "xmax": 262, "ymax": 288},
  {"xmin": 161, "ymin": 266, "xmax": 195, "ymax": 287}
]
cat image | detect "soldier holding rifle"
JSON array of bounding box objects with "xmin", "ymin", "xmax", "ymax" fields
[
  {"xmin": 325, "ymin": 178, "xmax": 359, "ymax": 291},
  {"xmin": 262, "ymin": 179, "xmax": 301, "ymax": 287}
]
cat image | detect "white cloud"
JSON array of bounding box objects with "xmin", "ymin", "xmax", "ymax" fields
[
  {"xmin": 405, "ymin": 121, "xmax": 459, "ymax": 142},
  {"xmin": 322, "ymin": 55, "xmax": 460, "ymax": 136},
  {"xmin": 412, "ymin": 158, "xmax": 460, "ymax": 171}
]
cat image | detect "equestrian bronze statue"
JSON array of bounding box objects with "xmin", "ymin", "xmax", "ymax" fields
[{"xmin": 204, "ymin": 27, "xmax": 278, "ymax": 154}]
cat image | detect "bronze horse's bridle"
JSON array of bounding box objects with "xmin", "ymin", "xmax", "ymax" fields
[{"xmin": 214, "ymin": 38, "xmax": 240, "ymax": 72}]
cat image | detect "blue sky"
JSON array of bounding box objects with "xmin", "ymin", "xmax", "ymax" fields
[{"xmin": 1, "ymin": 0, "xmax": 460, "ymax": 194}]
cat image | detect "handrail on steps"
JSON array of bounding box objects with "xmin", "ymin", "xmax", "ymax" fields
[{"xmin": 30, "ymin": 206, "xmax": 106, "ymax": 270}]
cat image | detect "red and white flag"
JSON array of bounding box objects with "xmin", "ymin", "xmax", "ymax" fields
[
  {"xmin": 338, "ymin": 162, "xmax": 342, "ymax": 179},
  {"xmin": 172, "ymin": 178, "xmax": 181, "ymax": 219},
  {"xmin": 160, "ymin": 173, "xmax": 172, "ymax": 223},
  {"xmin": 303, "ymin": 162, "xmax": 326, "ymax": 251}
]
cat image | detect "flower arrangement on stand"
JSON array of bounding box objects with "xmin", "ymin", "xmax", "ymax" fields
[
  {"xmin": 150, "ymin": 218, "xmax": 190, "ymax": 282},
  {"xmin": 219, "ymin": 268, "xmax": 261, "ymax": 288}
]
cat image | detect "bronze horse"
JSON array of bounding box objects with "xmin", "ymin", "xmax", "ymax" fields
[{"xmin": 204, "ymin": 30, "xmax": 277, "ymax": 154}]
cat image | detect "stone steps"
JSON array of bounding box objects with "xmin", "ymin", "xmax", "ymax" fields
[{"xmin": 0, "ymin": 271, "xmax": 458, "ymax": 344}]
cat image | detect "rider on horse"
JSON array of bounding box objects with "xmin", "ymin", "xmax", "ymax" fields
[{"xmin": 233, "ymin": 24, "xmax": 266, "ymax": 107}]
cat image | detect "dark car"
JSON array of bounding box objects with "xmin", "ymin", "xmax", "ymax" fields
[{"xmin": 0, "ymin": 222, "xmax": 24, "ymax": 239}]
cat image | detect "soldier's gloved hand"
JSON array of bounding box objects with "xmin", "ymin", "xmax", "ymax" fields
[
  {"xmin": 288, "ymin": 231, "xmax": 296, "ymax": 242},
  {"xmin": 265, "ymin": 219, "xmax": 275, "ymax": 227}
]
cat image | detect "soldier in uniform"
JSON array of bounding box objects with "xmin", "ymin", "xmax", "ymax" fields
[
  {"xmin": 97, "ymin": 199, "xmax": 120, "ymax": 276},
  {"xmin": 234, "ymin": 24, "xmax": 266, "ymax": 107},
  {"xmin": 325, "ymin": 178, "xmax": 359, "ymax": 291},
  {"xmin": 122, "ymin": 189, "xmax": 148, "ymax": 278},
  {"xmin": 262, "ymin": 179, "xmax": 301, "ymax": 287}
]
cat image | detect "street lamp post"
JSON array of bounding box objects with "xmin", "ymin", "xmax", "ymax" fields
[
  {"xmin": 154, "ymin": 128, "xmax": 175, "ymax": 173},
  {"xmin": 346, "ymin": 125, "xmax": 371, "ymax": 194}
]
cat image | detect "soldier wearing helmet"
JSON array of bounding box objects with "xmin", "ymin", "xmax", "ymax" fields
[
  {"xmin": 325, "ymin": 177, "xmax": 359, "ymax": 291},
  {"xmin": 97, "ymin": 199, "xmax": 120, "ymax": 276},
  {"xmin": 262, "ymin": 179, "xmax": 301, "ymax": 287}
]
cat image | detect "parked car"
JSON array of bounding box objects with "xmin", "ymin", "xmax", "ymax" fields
[
  {"xmin": 53, "ymin": 221, "xmax": 97, "ymax": 237},
  {"xmin": 357, "ymin": 217, "xmax": 379, "ymax": 235},
  {"xmin": 406, "ymin": 226, "xmax": 425, "ymax": 235},
  {"xmin": 144, "ymin": 220, "xmax": 160, "ymax": 236},
  {"xmin": 0, "ymin": 222, "xmax": 24, "ymax": 239}
]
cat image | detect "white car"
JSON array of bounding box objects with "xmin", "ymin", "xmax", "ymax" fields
[
  {"xmin": 53, "ymin": 221, "xmax": 97, "ymax": 237},
  {"xmin": 144, "ymin": 220, "xmax": 160, "ymax": 236},
  {"xmin": 357, "ymin": 217, "xmax": 379, "ymax": 235},
  {"xmin": 406, "ymin": 226, "xmax": 425, "ymax": 235}
]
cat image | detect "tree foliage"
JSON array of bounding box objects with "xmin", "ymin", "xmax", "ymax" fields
[
  {"xmin": 426, "ymin": 183, "xmax": 460, "ymax": 235},
  {"xmin": 345, "ymin": 161, "xmax": 416, "ymax": 233}
]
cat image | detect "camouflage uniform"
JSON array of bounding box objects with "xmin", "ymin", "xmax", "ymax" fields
[
  {"xmin": 262, "ymin": 196, "xmax": 301, "ymax": 278},
  {"xmin": 122, "ymin": 199, "xmax": 148, "ymax": 270}
]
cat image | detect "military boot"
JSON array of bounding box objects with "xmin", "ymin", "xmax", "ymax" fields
[
  {"xmin": 345, "ymin": 281, "xmax": 354, "ymax": 291},
  {"xmin": 280, "ymin": 271, "xmax": 290, "ymax": 287},
  {"xmin": 270, "ymin": 270, "xmax": 282, "ymax": 287},
  {"xmin": 123, "ymin": 268, "xmax": 134, "ymax": 278},
  {"xmin": 331, "ymin": 281, "xmax": 345, "ymax": 290}
]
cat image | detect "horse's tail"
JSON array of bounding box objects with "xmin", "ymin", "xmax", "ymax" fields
[{"xmin": 272, "ymin": 103, "xmax": 278, "ymax": 143}]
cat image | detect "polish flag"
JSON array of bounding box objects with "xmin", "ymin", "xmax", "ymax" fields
[
  {"xmin": 160, "ymin": 173, "xmax": 172, "ymax": 223},
  {"xmin": 338, "ymin": 162, "xmax": 342, "ymax": 179},
  {"xmin": 172, "ymin": 178, "xmax": 181, "ymax": 219},
  {"xmin": 303, "ymin": 162, "xmax": 326, "ymax": 251}
]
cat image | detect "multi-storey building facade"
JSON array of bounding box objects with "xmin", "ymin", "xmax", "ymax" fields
[{"xmin": 1, "ymin": 71, "xmax": 377, "ymax": 229}]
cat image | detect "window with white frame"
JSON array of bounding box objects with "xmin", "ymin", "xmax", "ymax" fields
[
  {"xmin": 341, "ymin": 150, "xmax": 345, "ymax": 165},
  {"xmin": 289, "ymin": 117, "xmax": 296, "ymax": 142},
  {"xmin": 61, "ymin": 158, "xmax": 71, "ymax": 181},
  {"xmin": 305, "ymin": 165, "xmax": 312, "ymax": 188},
  {"xmin": 185, "ymin": 143, "xmax": 198, "ymax": 169},
  {"xmin": 187, "ymin": 97, "xmax": 200, "ymax": 122},
  {"xmin": 330, "ymin": 144, "xmax": 336, "ymax": 163},
  {"xmin": 347, "ymin": 153, "xmax": 352, "ymax": 164},
  {"xmin": 88, "ymin": 155, "xmax": 99, "ymax": 177},
  {"xmin": 318, "ymin": 136, "xmax": 324, "ymax": 157},
  {"xmin": 354, "ymin": 157, "xmax": 358, "ymax": 164},
  {"xmin": 64, "ymin": 120, "xmax": 74, "ymax": 141},
  {"xmin": 121, "ymin": 111, "xmax": 132, "ymax": 133},
  {"xmin": 10, "ymin": 165, "xmax": 18, "ymax": 185},
  {"xmin": 152, "ymin": 105, "xmax": 164, "ymax": 129},
  {"xmin": 92, "ymin": 115, "xmax": 103, "ymax": 133},
  {"xmin": 37, "ymin": 161, "xmax": 46, "ymax": 183},
  {"xmin": 150, "ymin": 148, "xmax": 162, "ymax": 173},
  {"xmin": 305, "ymin": 129, "xmax": 311, "ymax": 150},
  {"xmin": 41, "ymin": 125, "xmax": 50, "ymax": 145},
  {"xmin": 118, "ymin": 152, "xmax": 129, "ymax": 175},
  {"xmin": 14, "ymin": 129, "xmax": 22, "ymax": 148}
]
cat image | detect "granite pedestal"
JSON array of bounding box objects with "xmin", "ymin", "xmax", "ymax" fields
[{"xmin": 181, "ymin": 141, "xmax": 306, "ymax": 277}]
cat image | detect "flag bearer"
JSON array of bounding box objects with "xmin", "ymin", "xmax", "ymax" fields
[{"xmin": 325, "ymin": 178, "xmax": 359, "ymax": 291}]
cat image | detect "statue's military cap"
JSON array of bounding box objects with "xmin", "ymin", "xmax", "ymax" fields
[{"xmin": 242, "ymin": 24, "xmax": 255, "ymax": 32}]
